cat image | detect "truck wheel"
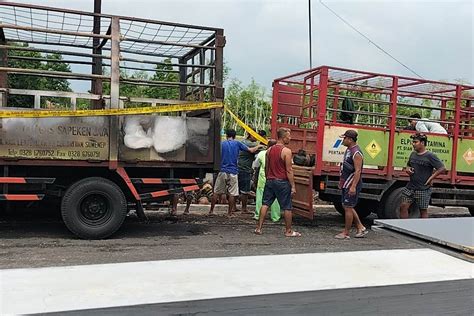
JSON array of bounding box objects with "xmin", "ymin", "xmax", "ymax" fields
[
  {"xmin": 355, "ymin": 200, "xmax": 373, "ymax": 219},
  {"xmin": 334, "ymin": 200, "xmax": 373, "ymax": 219},
  {"xmin": 379, "ymin": 187, "xmax": 420, "ymax": 219},
  {"xmin": 61, "ymin": 177, "xmax": 127, "ymax": 239},
  {"xmin": 469, "ymin": 207, "xmax": 474, "ymax": 217}
]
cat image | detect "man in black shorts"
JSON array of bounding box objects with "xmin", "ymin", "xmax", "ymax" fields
[
  {"xmin": 335, "ymin": 130, "xmax": 367, "ymax": 239},
  {"xmin": 400, "ymin": 133, "xmax": 445, "ymax": 218}
]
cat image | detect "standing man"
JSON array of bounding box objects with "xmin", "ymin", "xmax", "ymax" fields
[
  {"xmin": 210, "ymin": 129, "xmax": 261, "ymax": 216},
  {"xmin": 252, "ymin": 139, "xmax": 280, "ymax": 222},
  {"xmin": 335, "ymin": 130, "xmax": 368, "ymax": 239},
  {"xmin": 400, "ymin": 133, "xmax": 445, "ymax": 218},
  {"xmin": 237, "ymin": 129, "xmax": 260, "ymax": 214},
  {"xmin": 255, "ymin": 128, "xmax": 300, "ymax": 237}
]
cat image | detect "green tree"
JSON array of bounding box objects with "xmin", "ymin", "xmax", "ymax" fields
[
  {"xmin": 223, "ymin": 78, "xmax": 271, "ymax": 135},
  {"xmin": 7, "ymin": 44, "xmax": 72, "ymax": 108},
  {"xmin": 102, "ymin": 58, "xmax": 180, "ymax": 107},
  {"xmin": 145, "ymin": 59, "xmax": 179, "ymax": 100}
]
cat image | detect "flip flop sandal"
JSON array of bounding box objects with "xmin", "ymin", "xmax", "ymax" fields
[
  {"xmin": 254, "ymin": 228, "xmax": 262, "ymax": 235},
  {"xmin": 285, "ymin": 231, "xmax": 302, "ymax": 237},
  {"xmin": 355, "ymin": 228, "xmax": 369, "ymax": 238},
  {"xmin": 334, "ymin": 233, "xmax": 350, "ymax": 239}
]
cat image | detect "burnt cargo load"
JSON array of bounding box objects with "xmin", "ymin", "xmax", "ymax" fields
[
  {"xmin": 0, "ymin": 114, "xmax": 215, "ymax": 163},
  {"xmin": 0, "ymin": 2, "xmax": 225, "ymax": 239}
]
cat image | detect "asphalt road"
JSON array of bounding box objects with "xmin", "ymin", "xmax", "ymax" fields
[{"xmin": 0, "ymin": 205, "xmax": 470, "ymax": 269}]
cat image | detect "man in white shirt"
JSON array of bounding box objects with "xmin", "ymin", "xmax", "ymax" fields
[{"xmin": 409, "ymin": 113, "xmax": 447, "ymax": 134}]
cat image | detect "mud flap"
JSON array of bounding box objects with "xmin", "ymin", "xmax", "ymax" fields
[{"xmin": 292, "ymin": 166, "xmax": 314, "ymax": 220}]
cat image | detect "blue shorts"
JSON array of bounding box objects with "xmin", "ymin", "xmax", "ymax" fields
[
  {"xmin": 238, "ymin": 171, "xmax": 252, "ymax": 194},
  {"xmin": 263, "ymin": 179, "xmax": 292, "ymax": 211},
  {"xmin": 341, "ymin": 187, "xmax": 361, "ymax": 208}
]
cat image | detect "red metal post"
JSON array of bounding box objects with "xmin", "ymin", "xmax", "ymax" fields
[
  {"xmin": 0, "ymin": 28, "xmax": 7, "ymax": 107},
  {"xmin": 332, "ymin": 86, "xmax": 339, "ymax": 123},
  {"xmin": 386, "ymin": 76, "xmax": 398, "ymax": 179},
  {"xmin": 116, "ymin": 167, "xmax": 141, "ymax": 201},
  {"xmin": 310, "ymin": 75, "xmax": 315, "ymax": 120},
  {"xmin": 301, "ymin": 78, "xmax": 308, "ymax": 122},
  {"xmin": 271, "ymin": 81, "xmax": 279, "ymax": 139},
  {"xmin": 441, "ymin": 100, "xmax": 447, "ymax": 121},
  {"xmin": 314, "ymin": 67, "xmax": 328, "ymax": 176},
  {"xmin": 450, "ymin": 85, "xmax": 462, "ymax": 184}
]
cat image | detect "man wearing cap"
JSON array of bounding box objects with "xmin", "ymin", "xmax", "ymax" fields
[
  {"xmin": 400, "ymin": 133, "xmax": 445, "ymax": 218},
  {"xmin": 335, "ymin": 130, "xmax": 368, "ymax": 239}
]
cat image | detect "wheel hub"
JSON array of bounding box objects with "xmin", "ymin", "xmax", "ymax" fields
[{"xmin": 80, "ymin": 194, "xmax": 108, "ymax": 221}]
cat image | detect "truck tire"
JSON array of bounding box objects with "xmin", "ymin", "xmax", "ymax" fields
[
  {"xmin": 469, "ymin": 207, "xmax": 474, "ymax": 217},
  {"xmin": 378, "ymin": 187, "xmax": 420, "ymax": 219},
  {"xmin": 61, "ymin": 177, "xmax": 127, "ymax": 239},
  {"xmin": 334, "ymin": 200, "xmax": 372, "ymax": 219},
  {"xmin": 355, "ymin": 200, "xmax": 373, "ymax": 219}
]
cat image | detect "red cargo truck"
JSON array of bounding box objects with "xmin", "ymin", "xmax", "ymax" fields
[{"xmin": 272, "ymin": 66, "xmax": 474, "ymax": 220}]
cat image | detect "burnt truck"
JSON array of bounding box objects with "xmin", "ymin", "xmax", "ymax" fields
[
  {"xmin": 0, "ymin": 3, "xmax": 225, "ymax": 238},
  {"xmin": 272, "ymin": 66, "xmax": 474, "ymax": 220}
]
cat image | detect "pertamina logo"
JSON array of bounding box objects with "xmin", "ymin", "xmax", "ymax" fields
[
  {"xmin": 463, "ymin": 148, "xmax": 474, "ymax": 165},
  {"xmin": 365, "ymin": 140, "xmax": 382, "ymax": 159},
  {"xmin": 333, "ymin": 139, "xmax": 343, "ymax": 149}
]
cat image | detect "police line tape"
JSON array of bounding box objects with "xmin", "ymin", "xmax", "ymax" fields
[
  {"xmin": 0, "ymin": 102, "xmax": 223, "ymax": 118},
  {"xmin": 223, "ymin": 104, "xmax": 269, "ymax": 145}
]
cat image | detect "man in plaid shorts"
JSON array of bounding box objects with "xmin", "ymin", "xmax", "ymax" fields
[{"xmin": 400, "ymin": 133, "xmax": 446, "ymax": 218}]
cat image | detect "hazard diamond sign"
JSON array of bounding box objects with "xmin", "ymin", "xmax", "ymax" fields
[
  {"xmin": 463, "ymin": 148, "xmax": 474, "ymax": 165},
  {"xmin": 365, "ymin": 140, "xmax": 382, "ymax": 159}
]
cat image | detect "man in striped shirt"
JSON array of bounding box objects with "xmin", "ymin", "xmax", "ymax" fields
[{"xmin": 335, "ymin": 130, "xmax": 368, "ymax": 239}]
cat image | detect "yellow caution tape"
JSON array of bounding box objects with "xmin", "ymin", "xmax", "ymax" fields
[
  {"xmin": 1, "ymin": 101, "xmax": 269, "ymax": 146},
  {"xmin": 0, "ymin": 102, "xmax": 223, "ymax": 118},
  {"xmin": 224, "ymin": 104, "xmax": 268, "ymax": 145}
]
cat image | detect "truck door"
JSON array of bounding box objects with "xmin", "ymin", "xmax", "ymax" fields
[{"xmin": 292, "ymin": 165, "xmax": 314, "ymax": 220}]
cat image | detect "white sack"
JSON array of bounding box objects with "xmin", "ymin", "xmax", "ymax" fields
[
  {"xmin": 152, "ymin": 116, "xmax": 187, "ymax": 153},
  {"xmin": 123, "ymin": 116, "xmax": 153, "ymax": 149}
]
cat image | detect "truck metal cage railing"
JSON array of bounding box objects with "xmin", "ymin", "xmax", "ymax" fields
[
  {"xmin": 0, "ymin": 2, "xmax": 225, "ymax": 109},
  {"xmin": 272, "ymin": 66, "xmax": 474, "ymax": 185},
  {"xmin": 0, "ymin": 2, "xmax": 225, "ymax": 171}
]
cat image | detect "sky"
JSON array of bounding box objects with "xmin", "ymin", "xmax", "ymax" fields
[{"xmin": 10, "ymin": 0, "xmax": 474, "ymax": 93}]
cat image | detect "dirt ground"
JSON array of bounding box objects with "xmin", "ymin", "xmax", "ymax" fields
[{"xmin": 0, "ymin": 205, "xmax": 470, "ymax": 269}]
